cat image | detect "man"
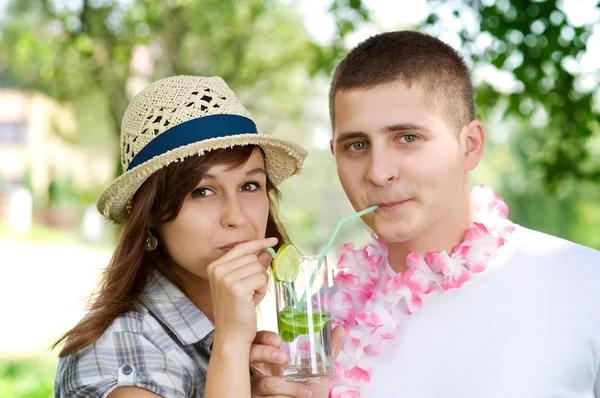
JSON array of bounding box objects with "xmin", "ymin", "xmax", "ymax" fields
[{"xmin": 250, "ymin": 30, "xmax": 600, "ymax": 398}]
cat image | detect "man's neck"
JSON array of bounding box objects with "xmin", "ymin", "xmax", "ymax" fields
[{"xmin": 387, "ymin": 194, "xmax": 475, "ymax": 274}]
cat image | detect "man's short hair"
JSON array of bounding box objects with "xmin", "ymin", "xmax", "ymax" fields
[{"xmin": 329, "ymin": 31, "xmax": 475, "ymax": 134}]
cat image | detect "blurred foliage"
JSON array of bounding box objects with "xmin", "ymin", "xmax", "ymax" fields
[
  {"xmin": 0, "ymin": 0, "xmax": 371, "ymax": 249},
  {"xmin": 474, "ymin": 112, "xmax": 600, "ymax": 247},
  {"xmin": 426, "ymin": 0, "xmax": 600, "ymax": 192},
  {"xmin": 0, "ymin": 0, "xmax": 597, "ymax": 245},
  {"xmin": 0, "ymin": 0, "xmax": 366, "ymax": 148},
  {"xmin": 424, "ymin": 0, "xmax": 600, "ymax": 245},
  {"xmin": 47, "ymin": 175, "xmax": 76, "ymax": 207},
  {"xmin": 0, "ymin": 357, "xmax": 55, "ymax": 398}
]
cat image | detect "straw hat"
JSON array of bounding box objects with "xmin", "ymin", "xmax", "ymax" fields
[{"xmin": 97, "ymin": 75, "xmax": 308, "ymax": 224}]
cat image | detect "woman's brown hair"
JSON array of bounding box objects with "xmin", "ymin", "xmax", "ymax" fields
[{"xmin": 54, "ymin": 145, "xmax": 290, "ymax": 356}]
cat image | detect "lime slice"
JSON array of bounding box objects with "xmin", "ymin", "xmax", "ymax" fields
[
  {"xmin": 273, "ymin": 243, "xmax": 300, "ymax": 283},
  {"xmin": 280, "ymin": 330, "xmax": 297, "ymax": 342},
  {"xmin": 277, "ymin": 307, "xmax": 331, "ymax": 339}
]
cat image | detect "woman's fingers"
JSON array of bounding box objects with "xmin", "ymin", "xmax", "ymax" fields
[
  {"xmin": 208, "ymin": 254, "xmax": 257, "ymax": 280},
  {"xmin": 213, "ymin": 238, "xmax": 277, "ymax": 266},
  {"xmin": 224, "ymin": 262, "xmax": 268, "ymax": 283},
  {"xmin": 236, "ymin": 272, "xmax": 269, "ymax": 301},
  {"xmin": 257, "ymin": 250, "xmax": 274, "ymax": 269},
  {"xmin": 251, "ymin": 376, "xmax": 311, "ymax": 398},
  {"xmin": 249, "ymin": 341, "xmax": 287, "ymax": 367}
]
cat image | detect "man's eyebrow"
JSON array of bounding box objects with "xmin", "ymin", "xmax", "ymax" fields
[
  {"xmin": 335, "ymin": 131, "xmax": 369, "ymax": 144},
  {"xmin": 383, "ymin": 123, "xmax": 430, "ymax": 134}
]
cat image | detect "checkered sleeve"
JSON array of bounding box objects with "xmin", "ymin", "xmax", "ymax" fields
[{"xmin": 55, "ymin": 330, "xmax": 194, "ymax": 398}]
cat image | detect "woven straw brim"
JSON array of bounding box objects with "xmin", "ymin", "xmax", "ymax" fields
[{"xmin": 97, "ymin": 134, "xmax": 307, "ymax": 224}]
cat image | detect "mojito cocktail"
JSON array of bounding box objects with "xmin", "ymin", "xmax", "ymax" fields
[{"xmin": 273, "ymin": 246, "xmax": 333, "ymax": 381}]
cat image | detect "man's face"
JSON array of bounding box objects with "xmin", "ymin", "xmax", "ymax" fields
[{"xmin": 331, "ymin": 81, "xmax": 474, "ymax": 244}]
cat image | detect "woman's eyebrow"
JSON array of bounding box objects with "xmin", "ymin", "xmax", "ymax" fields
[
  {"xmin": 245, "ymin": 168, "xmax": 266, "ymax": 176},
  {"xmin": 203, "ymin": 167, "xmax": 266, "ymax": 180}
]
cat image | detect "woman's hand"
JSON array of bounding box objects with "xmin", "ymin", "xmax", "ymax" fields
[
  {"xmin": 207, "ymin": 237, "xmax": 277, "ymax": 346},
  {"xmin": 249, "ymin": 328, "xmax": 346, "ymax": 398}
]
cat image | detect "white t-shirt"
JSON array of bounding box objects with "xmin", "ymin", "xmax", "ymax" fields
[{"xmin": 362, "ymin": 225, "xmax": 600, "ymax": 398}]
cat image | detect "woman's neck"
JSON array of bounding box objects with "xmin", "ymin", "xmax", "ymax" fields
[{"xmin": 174, "ymin": 268, "xmax": 215, "ymax": 324}]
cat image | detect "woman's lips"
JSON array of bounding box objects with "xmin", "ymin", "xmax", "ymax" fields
[{"xmin": 219, "ymin": 240, "xmax": 248, "ymax": 252}]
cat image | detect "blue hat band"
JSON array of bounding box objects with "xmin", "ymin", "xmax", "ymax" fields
[{"xmin": 127, "ymin": 114, "xmax": 258, "ymax": 171}]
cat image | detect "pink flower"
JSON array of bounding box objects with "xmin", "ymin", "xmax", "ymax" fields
[
  {"xmin": 486, "ymin": 199, "xmax": 509, "ymax": 219},
  {"xmin": 337, "ymin": 243, "xmax": 356, "ymax": 269},
  {"xmin": 330, "ymin": 386, "xmax": 361, "ymax": 398},
  {"xmin": 342, "ymin": 336, "xmax": 364, "ymax": 359},
  {"xmin": 427, "ymin": 251, "xmax": 471, "ymax": 289},
  {"xmin": 356, "ymin": 302, "xmax": 394, "ymax": 328},
  {"xmin": 463, "ymin": 222, "xmax": 491, "ymax": 242},
  {"xmin": 341, "ymin": 328, "xmax": 368, "ymax": 359},
  {"xmin": 381, "ymin": 273, "xmax": 423, "ymax": 313},
  {"xmin": 366, "ymin": 228, "xmax": 387, "ymax": 252},
  {"xmin": 364, "ymin": 240, "xmax": 386, "ymax": 271},
  {"xmin": 363, "ymin": 323, "xmax": 397, "ymax": 355},
  {"xmin": 404, "ymin": 268, "xmax": 435, "ymax": 294},
  {"xmin": 471, "ymin": 184, "xmax": 502, "ymax": 211},
  {"xmin": 357, "ymin": 281, "xmax": 383, "ymax": 305},
  {"xmin": 334, "ymin": 271, "xmax": 360, "ymax": 290},
  {"xmin": 347, "ymin": 366, "xmax": 372, "ymax": 384},
  {"xmin": 329, "ymin": 361, "xmax": 344, "ymax": 388},
  {"xmin": 453, "ymin": 223, "xmax": 505, "ymax": 273},
  {"xmin": 338, "ymin": 246, "xmax": 381, "ymax": 286},
  {"xmin": 331, "ymin": 291, "xmax": 356, "ymax": 325},
  {"xmin": 484, "ymin": 217, "xmax": 516, "ymax": 237},
  {"xmin": 406, "ymin": 251, "xmax": 427, "ymax": 270}
]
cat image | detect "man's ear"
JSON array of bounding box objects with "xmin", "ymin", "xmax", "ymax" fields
[
  {"xmin": 330, "ymin": 138, "xmax": 335, "ymax": 156},
  {"xmin": 461, "ymin": 119, "xmax": 485, "ymax": 171}
]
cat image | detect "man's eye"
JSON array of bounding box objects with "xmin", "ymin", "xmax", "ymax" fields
[
  {"xmin": 349, "ymin": 141, "xmax": 367, "ymax": 151},
  {"xmin": 400, "ymin": 135, "xmax": 418, "ymax": 143}
]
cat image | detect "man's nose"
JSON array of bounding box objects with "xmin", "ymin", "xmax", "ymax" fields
[{"xmin": 366, "ymin": 146, "xmax": 399, "ymax": 186}]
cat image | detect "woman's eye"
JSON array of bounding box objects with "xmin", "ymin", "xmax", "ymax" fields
[
  {"xmin": 400, "ymin": 134, "xmax": 418, "ymax": 143},
  {"xmin": 240, "ymin": 182, "xmax": 261, "ymax": 192},
  {"xmin": 348, "ymin": 141, "xmax": 368, "ymax": 151},
  {"xmin": 191, "ymin": 187, "xmax": 214, "ymax": 197}
]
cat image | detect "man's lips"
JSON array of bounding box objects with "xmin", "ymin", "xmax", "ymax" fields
[
  {"xmin": 374, "ymin": 200, "xmax": 410, "ymax": 212},
  {"xmin": 219, "ymin": 241, "xmax": 248, "ymax": 251}
]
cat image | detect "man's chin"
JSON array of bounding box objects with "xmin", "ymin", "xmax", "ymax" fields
[{"xmin": 370, "ymin": 222, "xmax": 416, "ymax": 244}]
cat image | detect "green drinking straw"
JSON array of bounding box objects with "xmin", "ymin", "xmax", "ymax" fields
[
  {"xmin": 296, "ymin": 204, "xmax": 379, "ymax": 310},
  {"xmin": 263, "ymin": 247, "xmax": 276, "ymax": 259},
  {"xmin": 314, "ymin": 334, "xmax": 330, "ymax": 367}
]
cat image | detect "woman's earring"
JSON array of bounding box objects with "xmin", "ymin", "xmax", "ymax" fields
[{"xmin": 145, "ymin": 227, "xmax": 158, "ymax": 251}]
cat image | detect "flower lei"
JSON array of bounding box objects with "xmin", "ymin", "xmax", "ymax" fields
[{"xmin": 329, "ymin": 185, "xmax": 516, "ymax": 397}]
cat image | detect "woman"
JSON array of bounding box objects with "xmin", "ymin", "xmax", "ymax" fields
[{"xmin": 53, "ymin": 75, "xmax": 307, "ymax": 397}]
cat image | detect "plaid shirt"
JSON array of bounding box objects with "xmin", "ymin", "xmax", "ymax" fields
[{"xmin": 55, "ymin": 271, "xmax": 215, "ymax": 397}]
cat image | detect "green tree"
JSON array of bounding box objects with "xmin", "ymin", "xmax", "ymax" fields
[
  {"xmin": 0, "ymin": 0, "xmax": 367, "ymax": 170},
  {"xmin": 425, "ymin": 0, "xmax": 600, "ymax": 191},
  {"xmin": 0, "ymin": 0, "xmax": 371, "ymax": 248}
]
